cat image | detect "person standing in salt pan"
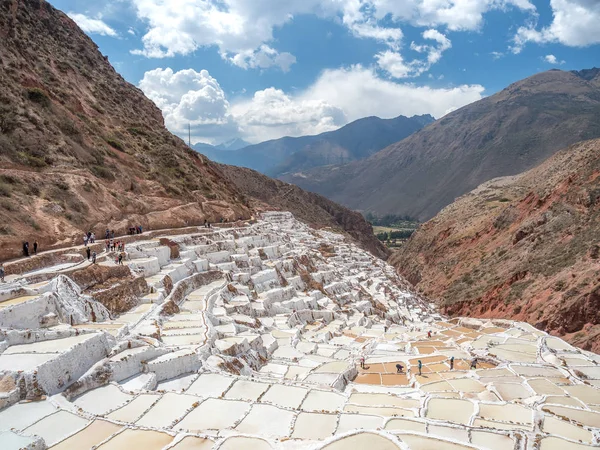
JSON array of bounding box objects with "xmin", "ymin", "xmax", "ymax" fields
[
  {"xmin": 418, "ymin": 360, "xmax": 422, "ymax": 376},
  {"xmin": 450, "ymin": 356, "xmax": 455, "ymax": 370},
  {"xmin": 396, "ymin": 363, "xmax": 404, "ymax": 374},
  {"xmin": 470, "ymin": 358, "xmax": 478, "ymax": 370}
]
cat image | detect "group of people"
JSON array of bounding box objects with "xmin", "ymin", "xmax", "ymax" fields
[
  {"xmin": 359, "ymin": 355, "xmax": 478, "ymax": 376},
  {"xmin": 127, "ymin": 225, "xmax": 144, "ymax": 235},
  {"xmin": 85, "ymin": 246, "xmax": 97, "ymax": 264},
  {"xmin": 83, "ymin": 231, "xmax": 96, "ymax": 246},
  {"xmin": 21, "ymin": 240, "xmax": 38, "ymax": 257},
  {"xmin": 105, "ymin": 240, "xmax": 125, "ymax": 253}
]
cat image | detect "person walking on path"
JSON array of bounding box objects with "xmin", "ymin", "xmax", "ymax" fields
[
  {"xmin": 33, "ymin": 240, "xmax": 38, "ymax": 255},
  {"xmin": 83, "ymin": 234, "xmax": 88, "ymax": 247},
  {"xmin": 86, "ymin": 247, "xmax": 91, "ymax": 261},
  {"xmin": 0, "ymin": 264, "xmax": 5, "ymax": 283},
  {"xmin": 92, "ymin": 251, "xmax": 97, "ymax": 264},
  {"xmin": 450, "ymin": 356, "xmax": 455, "ymax": 370},
  {"xmin": 118, "ymin": 253, "xmax": 123, "ymax": 265},
  {"xmin": 470, "ymin": 358, "xmax": 478, "ymax": 370},
  {"xmin": 418, "ymin": 360, "xmax": 423, "ymax": 376}
]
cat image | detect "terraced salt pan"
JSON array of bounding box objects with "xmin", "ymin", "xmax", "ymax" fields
[
  {"xmin": 542, "ymin": 415, "xmax": 594, "ymax": 443},
  {"xmin": 107, "ymin": 394, "xmax": 160, "ymax": 422},
  {"xmin": 187, "ymin": 373, "xmax": 233, "ymax": 397},
  {"xmin": 169, "ymin": 436, "xmax": 214, "ymax": 449},
  {"xmin": 175, "ymin": 398, "xmax": 250, "ymax": 431},
  {"xmin": 219, "ymin": 436, "xmax": 273, "ymax": 450},
  {"xmin": 426, "ymin": 398, "xmax": 474, "ymax": 425},
  {"xmin": 224, "ymin": 379, "xmax": 270, "ymax": 401},
  {"xmin": 292, "ymin": 412, "xmax": 338, "ymax": 440},
  {"xmin": 136, "ymin": 393, "xmax": 198, "ymax": 428},
  {"xmin": 23, "ymin": 410, "xmax": 89, "ymax": 447},
  {"xmin": 235, "ymin": 404, "xmax": 295, "ymax": 437},
  {"xmin": 539, "ymin": 436, "xmax": 597, "ymax": 450},
  {"xmin": 3, "ymin": 333, "xmax": 97, "ymax": 354},
  {"xmin": 301, "ymin": 390, "xmax": 346, "ymax": 412},
  {"xmin": 399, "ymin": 434, "xmax": 475, "ymax": 450},
  {"xmin": 542, "ymin": 405, "xmax": 600, "ymax": 427},
  {"xmin": 260, "ymin": 384, "xmax": 307, "ymax": 409},
  {"xmin": 0, "ymin": 295, "xmax": 39, "ymax": 308},
  {"xmin": 323, "ymin": 432, "xmax": 399, "ymax": 449},
  {"xmin": 0, "ymin": 400, "xmax": 57, "ymax": 431},
  {"xmin": 97, "ymin": 429, "xmax": 173, "ymax": 449},
  {"xmin": 73, "ymin": 384, "xmax": 133, "ymax": 415},
  {"xmin": 336, "ymin": 414, "xmax": 383, "ymax": 433},
  {"xmin": 50, "ymin": 420, "xmax": 123, "ymax": 450},
  {"xmin": 0, "ymin": 353, "xmax": 57, "ymax": 371}
]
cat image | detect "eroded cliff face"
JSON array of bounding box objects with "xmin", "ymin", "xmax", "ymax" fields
[
  {"xmin": 0, "ymin": 0, "xmax": 251, "ymax": 260},
  {"xmin": 392, "ymin": 139, "xmax": 600, "ymax": 352}
]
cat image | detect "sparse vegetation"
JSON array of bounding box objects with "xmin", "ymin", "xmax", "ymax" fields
[
  {"xmin": 105, "ymin": 138, "xmax": 124, "ymax": 152},
  {"xmin": 26, "ymin": 87, "xmax": 51, "ymax": 107}
]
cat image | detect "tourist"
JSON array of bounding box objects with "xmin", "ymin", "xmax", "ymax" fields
[
  {"xmin": 118, "ymin": 253, "xmax": 123, "ymax": 265},
  {"xmin": 83, "ymin": 234, "xmax": 88, "ymax": 247},
  {"xmin": 418, "ymin": 360, "xmax": 423, "ymax": 376},
  {"xmin": 110, "ymin": 230, "xmax": 115, "ymax": 239},
  {"xmin": 427, "ymin": 330, "xmax": 432, "ymax": 339},
  {"xmin": 360, "ymin": 356, "xmax": 365, "ymax": 369},
  {"xmin": 23, "ymin": 241, "xmax": 29, "ymax": 257},
  {"xmin": 105, "ymin": 229, "xmax": 110, "ymax": 239},
  {"xmin": 91, "ymin": 232, "xmax": 95, "ymax": 244},
  {"xmin": 450, "ymin": 356, "xmax": 455, "ymax": 370},
  {"xmin": 33, "ymin": 240, "xmax": 38, "ymax": 255},
  {"xmin": 105, "ymin": 240, "xmax": 110, "ymax": 253},
  {"xmin": 470, "ymin": 358, "xmax": 478, "ymax": 370},
  {"xmin": 92, "ymin": 251, "xmax": 97, "ymax": 264},
  {"xmin": 396, "ymin": 363, "xmax": 404, "ymax": 374},
  {"xmin": 86, "ymin": 247, "xmax": 91, "ymax": 261},
  {"xmin": 204, "ymin": 219, "xmax": 208, "ymax": 228},
  {"xmin": 0, "ymin": 264, "xmax": 5, "ymax": 283}
]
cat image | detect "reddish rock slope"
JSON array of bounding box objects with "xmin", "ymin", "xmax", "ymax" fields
[{"xmin": 392, "ymin": 139, "xmax": 600, "ymax": 352}]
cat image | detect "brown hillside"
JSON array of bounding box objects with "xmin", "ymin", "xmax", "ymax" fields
[
  {"xmin": 0, "ymin": 0, "xmax": 381, "ymax": 261},
  {"xmin": 391, "ymin": 138, "xmax": 600, "ymax": 352},
  {"xmin": 219, "ymin": 164, "xmax": 388, "ymax": 260},
  {"xmin": 283, "ymin": 68, "xmax": 600, "ymax": 221}
]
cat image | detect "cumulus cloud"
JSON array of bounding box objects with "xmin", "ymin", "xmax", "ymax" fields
[
  {"xmin": 139, "ymin": 66, "xmax": 485, "ymax": 144},
  {"xmin": 513, "ymin": 0, "xmax": 600, "ymax": 52},
  {"xmin": 227, "ymin": 45, "xmax": 297, "ymax": 72},
  {"xmin": 128, "ymin": 0, "xmax": 534, "ymax": 72},
  {"xmin": 68, "ymin": 13, "xmax": 118, "ymax": 37},
  {"xmin": 376, "ymin": 29, "xmax": 452, "ymax": 78},
  {"xmin": 139, "ymin": 68, "xmax": 237, "ymax": 142},
  {"xmin": 544, "ymin": 54, "xmax": 565, "ymax": 65}
]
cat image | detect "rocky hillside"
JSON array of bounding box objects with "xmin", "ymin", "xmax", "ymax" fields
[
  {"xmin": 283, "ymin": 69, "xmax": 600, "ymax": 221},
  {"xmin": 218, "ymin": 164, "xmax": 388, "ymax": 260},
  {"xmin": 196, "ymin": 114, "xmax": 433, "ymax": 176},
  {"xmin": 391, "ymin": 138, "xmax": 600, "ymax": 352},
  {"xmin": 0, "ymin": 0, "xmax": 381, "ymax": 261}
]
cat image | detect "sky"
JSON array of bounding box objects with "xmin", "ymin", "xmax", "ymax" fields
[{"xmin": 49, "ymin": 0, "xmax": 600, "ymax": 145}]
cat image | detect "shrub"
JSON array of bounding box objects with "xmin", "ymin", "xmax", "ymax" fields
[
  {"xmin": 91, "ymin": 165, "xmax": 115, "ymax": 181},
  {"xmin": 106, "ymin": 138, "xmax": 124, "ymax": 151},
  {"xmin": 0, "ymin": 105, "xmax": 17, "ymax": 134},
  {"xmin": 26, "ymin": 88, "xmax": 51, "ymax": 107},
  {"xmin": 16, "ymin": 151, "xmax": 48, "ymax": 168}
]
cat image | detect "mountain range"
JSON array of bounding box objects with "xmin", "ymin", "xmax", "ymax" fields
[
  {"xmin": 282, "ymin": 68, "xmax": 600, "ymax": 221},
  {"xmin": 193, "ymin": 114, "xmax": 434, "ymax": 177},
  {"xmin": 0, "ymin": 0, "xmax": 383, "ymax": 260}
]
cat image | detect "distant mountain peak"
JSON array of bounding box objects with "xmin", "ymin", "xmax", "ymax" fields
[
  {"xmin": 571, "ymin": 67, "xmax": 600, "ymax": 81},
  {"xmin": 216, "ymin": 138, "xmax": 250, "ymax": 151}
]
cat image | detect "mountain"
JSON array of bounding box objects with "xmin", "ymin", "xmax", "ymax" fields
[
  {"xmin": 0, "ymin": 0, "xmax": 383, "ymax": 260},
  {"xmin": 391, "ymin": 138, "xmax": 600, "ymax": 352},
  {"xmin": 194, "ymin": 114, "xmax": 434, "ymax": 176},
  {"xmin": 215, "ymin": 138, "xmax": 249, "ymax": 151},
  {"xmin": 282, "ymin": 69, "xmax": 600, "ymax": 221}
]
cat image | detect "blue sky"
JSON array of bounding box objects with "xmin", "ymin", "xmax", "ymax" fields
[{"xmin": 49, "ymin": 0, "xmax": 600, "ymax": 144}]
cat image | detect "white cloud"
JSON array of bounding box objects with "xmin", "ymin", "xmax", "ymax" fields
[
  {"xmin": 231, "ymin": 88, "xmax": 346, "ymax": 142},
  {"xmin": 370, "ymin": 0, "xmax": 535, "ymax": 31},
  {"xmin": 543, "ymin": 54, "xmax": 565, "ymax": 65},
  {"xmin": 139, "ymin": 68, "xmax": 237, "ymax": 143},
  {"xmin": 513, "ymin": 0, "xmax": 600, "ymax": 52},
  {"xmin": 376, "ymin": 29, "xmax": 451, "ymax": 78},
  {"xmin": 68, "ymin": 13, "xmax": 118, "ymax": 37},
  {"xmin": 491, "ymin": 51, "xmax": 504, "ymax": 60},
  {"xmin": 227, "ymin": 45, "xmax": 297, "ymax": 72},
  {"xmin": 139, "ymin": 65, "xmax": 485, "ymax": 144},
  {"xmin": 128, "ymin": 0, "xmax": 534, "ymax": 72}
]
